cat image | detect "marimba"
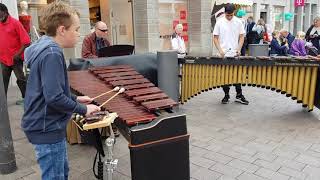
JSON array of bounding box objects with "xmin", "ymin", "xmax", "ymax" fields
[
  {"xmin": 179, "ymin": 56, "xmax": 320, "ymax": 111},
  {"xmin": 68, "ymin": 65, "xmax": 189, "ymax": 180}
]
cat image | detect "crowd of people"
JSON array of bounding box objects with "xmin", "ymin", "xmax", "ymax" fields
[{"xmin": 243, "ymin": 15, "xmax": 320, "ymax": 57}]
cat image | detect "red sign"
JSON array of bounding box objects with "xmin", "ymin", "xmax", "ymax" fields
[
  {"xmin": 173, "ymin": 20, "xmax": 179, "ymax": 30},
  {"xmin": 180, "ymin": 10, "xmax": 187, "ymax": 20},
  {"xmin": 182, "ymin": 35, "xmax": 188, "ymax": 42},
  {"xmin": 182, "ymin": 23, "xmax": 188, "ymax": 32},
  {"xmin": 294, "ymin": 0, "xmax": 304, "ymax": 7}
]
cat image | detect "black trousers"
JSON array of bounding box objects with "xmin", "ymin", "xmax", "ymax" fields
[
  {"xmin": 222, "ymin": 84, "xmax": 242, "ymax": 96},
  {"xmin": 1, "ymin": 60, "xmax": 26, "ymax": 98}
]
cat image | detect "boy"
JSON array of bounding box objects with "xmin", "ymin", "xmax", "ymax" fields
[
  {"xmin": 213, "ymin": 3, "xmax": 249, "ymax": 105},
  {"xmin": 21, "ymin": 2, "xmax": 100, "ymax": 180}
]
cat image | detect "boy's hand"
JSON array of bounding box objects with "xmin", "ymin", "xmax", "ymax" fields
[
  {"xmin": 86, "ymin": 104, "xmax": 100, "ymax": 116},
  {"xmin": 77, "ymin": 96, "xmax": 93, "ymax": 104}
]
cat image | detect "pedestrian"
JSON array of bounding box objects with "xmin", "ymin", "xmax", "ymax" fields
[
  {"xmin": 213, "ymin": 3, "xmax": 249, "ymax": 105},
  {"xmin": 252, "ymin": 19, "xmax": 267, "ymax": 44},
  {"xmin": 21, "ymin": 2, "xmax": 100, "ymax": 179},
  {"xmin": 171, "ymin": 23, "xmax": 186, "ymax": 58},
  {"xmin": 306, "ymin": 16, "xmax": 320, "ymax": 55},
  {"xmin": 0, "ymin": 3, "xmax": 30, "ymax": 105}
]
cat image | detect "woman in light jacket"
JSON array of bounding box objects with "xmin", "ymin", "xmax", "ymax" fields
[
  {"xmin": 252, "ymin": 19, "xmax": 267, "ymax": 44},
  {"xmin": 171, "ymin": 24, "xmax": 186, "ymax": 58}
]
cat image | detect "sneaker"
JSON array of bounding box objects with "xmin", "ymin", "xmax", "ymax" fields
[
  {"xmin": 15, "ymin": 99, "xmax": 24, "ymax": 105},
  {"xmin": 235, "ymin": 94, "xmax": 249, "ymax": 105},
  {"xmin": 221, "ymin": 95, "xmax": 230, "ymax": 104}
]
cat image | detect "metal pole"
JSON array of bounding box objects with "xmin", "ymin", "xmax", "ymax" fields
[
  {"xmin": 0, "ymin": 65, "xmax": 17, "ymax": 174},
  {"xmin": 157, "ymin": 51, "xmax": 179, "ymax": 102}
]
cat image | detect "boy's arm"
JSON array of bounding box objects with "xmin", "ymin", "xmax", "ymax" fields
[{"xmin": 41, "ymin": 53, "xmax": 87, "ymax": 115}]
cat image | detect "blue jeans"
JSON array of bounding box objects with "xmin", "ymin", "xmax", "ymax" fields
[{"xmin": 33, "ymin": 139, "xmax": 69, "ymax": 180}]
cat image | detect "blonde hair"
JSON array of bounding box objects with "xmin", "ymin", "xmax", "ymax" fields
[
  {"xmin": 272, "ymin": 30, "xmax": 279, "ymax": 37},
  {"xmin": 175, "ymin": 24, "xmax": 183, "ymax": 31},
  {"xmin": 40, "ymin": 1, "xmax": 79, "ymax": 36},
  {"xmin": 296, "ymin": 31, "xmax": 305, "ymax": 40}
]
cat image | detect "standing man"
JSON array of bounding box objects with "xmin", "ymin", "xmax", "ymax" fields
[
  {"xmin": 82, "ymin": 21, "xmax": 111, "ymax": 58},
  {"xmin": 0, "ymin": 3, "xmax": 30, "ymax": 105},
  {"xmin": 213, "ymin": 3, "xmax": 249, "ymax": 105},
  {"xmin": 245, "ymin": 16, "xmax": 256, "ymax": 47}
]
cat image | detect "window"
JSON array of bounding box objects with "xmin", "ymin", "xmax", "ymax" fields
[{"xmin": 159, "ymin": 0, "xmax": 188, "ymax": 50}]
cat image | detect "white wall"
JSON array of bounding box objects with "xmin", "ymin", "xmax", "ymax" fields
[{"xmin": 1, "ymin": 0, "xmax": 18, "ymax": 19}]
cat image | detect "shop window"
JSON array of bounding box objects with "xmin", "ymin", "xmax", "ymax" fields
[
  {"xmin": 88, "ymin": 0, "xmax": 101, "ymax": 25},
  {"xmin": 159, "ymin": 0, "xmax": 188, "ymax": 51},
  {"xmin": 273, "ymin": 6, "xmax": 284, "ymax": 31}
]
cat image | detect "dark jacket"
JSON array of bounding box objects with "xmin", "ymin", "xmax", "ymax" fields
[
  {"xmin": 306, "ymin": 25, "xmax": 320, "ymax": 51},
  {"xmin": 286, "ymin": 33, "xmax": 295, "ymax": 49},
  {"xmin": 81, "ymin": 32, "xmax": 111, "ymax": 58},
  {"xmin": 22, "ymin": 36, "xmax": 87, "ymax": 144},
  {"xmin": 270, "ymin": 38, "xmax": 288, "ymax": 55},
  {"xmin": 246, "ymin": 22, "xmax": 256, "ymax": 44}
]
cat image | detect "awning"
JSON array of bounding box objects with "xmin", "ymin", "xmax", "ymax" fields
[{"xmin": 214, "ymin": 0, "xmax": 253, "ymax": 6}]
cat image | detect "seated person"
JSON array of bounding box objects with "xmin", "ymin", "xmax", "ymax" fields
[
  {"xmin": 279, "ymin": 29, "xmax": 295, "ymax": 49},
  {"xmin": 290, "ymin": 31, "xmax": 307, "ymax": 56},
  {"xmin": 82, "ymin": 21, "xmax": 111, "ymax": 58},
  {"xmin": 171, "ymin": 24, "xmax": 186, "ymax": 58},
  {"xmin": 270, "ymin": 30, "xmax": 288, "ymax": 56}
]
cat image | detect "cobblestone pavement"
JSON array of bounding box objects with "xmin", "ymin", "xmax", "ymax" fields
[{"xmin": 2, "ymin": 86, "xmax": 320, "ymax": 180}]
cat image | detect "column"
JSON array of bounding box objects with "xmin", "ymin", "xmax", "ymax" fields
[
  {"xmin": 1, "ymin": 0, "xmax": 18, "ymax": 19},
  {"xmin": 188, "ymin": 0, "xmax": 212, "ymax": 56},
  {"xmin": 27, "ymin": 0, "xmax": 47, "ymax": 31},
  {"xmin": 133, "ymin": 0, "xmax": 160, "ymax": 53},
  {"xmin": 296, "ymin": 6, "xmax": 304, "ymax": 32},
  {"xmin": 304, "ymin": 3, "xmax": 311, "ymax": 32},
  {"xmin": 253, "ymin": 3, "xmax": 261, "ymax": 23},
  {"xmin": 62, "ymin": 0, "xmax": 91, "ymax": 59}
]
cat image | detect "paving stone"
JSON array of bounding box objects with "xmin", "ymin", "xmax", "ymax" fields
[
  {"xmin": 278, "ymin": 167, "xmax": 308, "ymax": 180},
  {"xmin": 190, "ymin": 156, "xmax": 217, "ymax": 168},
  {"xmin": 217, "ymin": 175, "xmax": 237, "ymax": 180},
  {"xmin": 227, "ymin": 159, "xmax": 259, "ymax": 173},
  {"xmin": 209, "ymin": 163, "xmax": 243, "ymax": 178},
  {"xmin": 274, "ymin": 157, "xmax": 306, "ymax": 171},
  {"xmin": 302, "ymin": 165, "xmax": 320, "ymax": 180},
  {"xmin": 253, "ymin": 159, "xmax": 281, "ymax": 171},
  {"xmin": 237, "ymin": 172, "xmax": 267, "ymax": 180},
  {"xmin": 203, "ymin": 152, "xmax": 233, "ymax": 164},
  {"xmin": 254, "ymin": 167, "xmax": 290, "ymax": 180},
  {"xmin": 295, "ymin": 154, "xmax": 320, "ymax": 167},
  {"xmin": 232, "ymin": 145, "xmax": 257, "ymax": 156},
  {"xmin": 245, "ymin": 141, "xmax": 278, "ymax": 153},
  {"xmin": 310, "ymin": 144, "xmax": 320, "ymax": 153},
  {"xmin": 190, "ymin": 145, "xmax": 211, "ymax": 157},
  {"xmin": 191, "ymin": 167, "xmax": 222, "ymax": 180},
  {"xmin": 205, "ymin": 139, "xmax": 234, "ymax": 152},
  {"xmin": 218, "ymin": 148, "xmax": 257, "ymax": 163},
  {"xmin": 272, "ymin": 147, "xmax": 300, "ymax": 159},
  {"xmin": 253, "ymin": 152, "xmax": 278, "ymax": 162},
  {"xmin": 224, "ymin": 135, "xmax": 255, "ymax": 146}
]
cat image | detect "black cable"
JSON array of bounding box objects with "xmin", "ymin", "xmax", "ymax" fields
[{"xmin": 93, "ymin": 151, "xmax": 104, "ymax": 179}]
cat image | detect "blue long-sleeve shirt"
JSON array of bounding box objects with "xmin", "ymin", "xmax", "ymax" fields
[
  {"xmin": 270, "ymin": 38, "xmax": 288, "ymax": 55},
  {"xmin": 22, "ymin": 36, "xmax": 87, "ymax": 144}
]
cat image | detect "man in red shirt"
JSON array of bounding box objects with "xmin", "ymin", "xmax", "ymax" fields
[{"xmin": 0, "ymin": 3, "xmax": 30, "ymax": 104}]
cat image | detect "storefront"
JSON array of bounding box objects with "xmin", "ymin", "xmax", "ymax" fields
[
  {"xmin": 159, "ymin": 0, "xmax": 188, "ymax": 50},
  {"xmin": 88, "ymin": 0, "xmax": 134, "ymax": 45}
]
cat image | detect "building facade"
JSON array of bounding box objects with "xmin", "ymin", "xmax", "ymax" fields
[{"xmin": 5, "ymin": 0, "xmax": 320, "ymax": 58}]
